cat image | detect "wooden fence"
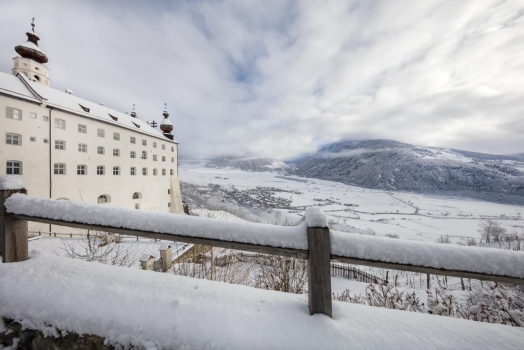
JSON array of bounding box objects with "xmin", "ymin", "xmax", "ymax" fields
[
  {"xmin": 1, "ymin": 187, "xmax": 524, "ymax": 318},
  {"xmin": 331, "ymin": 264, "xmax": 386, "ymax": 284}
]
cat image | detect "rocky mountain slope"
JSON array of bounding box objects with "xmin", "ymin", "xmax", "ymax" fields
[
  {"xmin": 290, "ymin": 140, "xmax": 524, "ymax": 205},
  {"xmin": 205, "ymin": 156, "xmax": 293, "ymax": 175}
]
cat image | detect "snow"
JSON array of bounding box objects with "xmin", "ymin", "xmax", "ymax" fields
[
  {"xmin": 0, "ymin": 175, "xmax": 24, "ymax": 190},
  {"xmin": 17, "ymin": 41, "xmax": 46, "ymax": 55},
  {"xmin": 1, "ymin": 252, "xmax": 523, "ymax": 349},
  {"xmin": 16, "ymin": 73, "xmax": 175, "ymax": 143},
  {"xmin": 305, "ymin": 207, "xmax": 328, "ymax": 228},
  {"xmin": 0, "ymin": 72, "xmax": 40, "ymax": 102},
  {"xmin": 5, "ymin": 194, "xmax": 308, "ymax": 250},
  {"xmin": 330, "ymin": 230, "xmax": 524, "ymax": 279}
]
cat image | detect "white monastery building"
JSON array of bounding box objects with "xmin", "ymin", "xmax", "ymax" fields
[{"xmin": 0, "ymin": 22, "xmax": 185, "ymax": 234}]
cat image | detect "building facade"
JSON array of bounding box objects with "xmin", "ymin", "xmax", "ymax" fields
[{"xmin": 1, "ymin": 25, "xmax": 184, "ymax": 234}]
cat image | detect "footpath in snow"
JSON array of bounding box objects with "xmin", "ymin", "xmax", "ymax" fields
[{"xmin": 1, "ymin": 252, "xmax": 523, "ymax": 350}]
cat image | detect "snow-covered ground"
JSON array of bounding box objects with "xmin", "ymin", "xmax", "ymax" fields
[
  {"xmin": 1, "ymin": 252, "xmax": 523, "ymax": 349},
  {"xmin": 179, "ymin": 163, "xmax": 524, "ymax": 244}
]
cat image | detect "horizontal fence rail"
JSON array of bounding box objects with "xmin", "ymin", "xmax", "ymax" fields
[{"xmin": 1, "ymin": 184, "xmax": 524, "ymax": 318}]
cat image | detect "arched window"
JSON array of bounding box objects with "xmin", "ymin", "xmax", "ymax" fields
[
  {"xmin": 132, "ymin": 192, "xmax": 142, "ymax": 199},
  {"xmin": 34, "ymin": 75, "xmax": 40, "ymax": 81},
  {"xmin": 141, "ymin": 151, "xmax": 147, "ymax": 160},
  {"xmin": 97, "ymin": 195, "xmax": 110, "ymax": 204}
]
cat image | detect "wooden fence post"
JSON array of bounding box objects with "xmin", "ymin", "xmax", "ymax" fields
[
  {"xmin": 0, "ymin": 188, "xmax": 28, "ymax": 263},
  {"xmin": 307, "ymin": 226, "xmax": 332, "ymax": 317}
]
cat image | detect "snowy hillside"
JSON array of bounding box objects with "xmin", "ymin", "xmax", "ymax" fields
[
  {"xmin": 290, "ymin": 140, "xmax": 524, "ymax": 205},
  {"xmin": 205, "ymin": 156, "xmax": 293, "ymax": 175}
]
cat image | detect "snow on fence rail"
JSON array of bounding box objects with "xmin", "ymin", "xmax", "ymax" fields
[{"xmin": 1, "ymin": 182, "xmax": 524, "ymax": 318}]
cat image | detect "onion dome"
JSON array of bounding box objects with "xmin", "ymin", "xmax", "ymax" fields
[
  {"xmin": 15, "ymin": 19, "xmax": 48, "ymax": 64},
  {"xmin": 130, "ymin": 104, "xmax": 137, "ymax": 118},
  {"xmin": 160, "ymin": 103, "xmax": 173, "ymax": 134}
]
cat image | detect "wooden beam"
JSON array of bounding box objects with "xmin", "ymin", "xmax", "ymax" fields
[
  {"xmin": 332, "ymin": 255, "xmax": 524, "ymax": 285},
  {"xmin": 308, "ymin": 227, "xmax": 332, "ymax": 317},
  {"xmin": 1, "ymin": 189, "xmax": 28, "ymax": 263},
  {"xmin": 8, "ymin": 214, "xmax": 309, "ymax": 259}
]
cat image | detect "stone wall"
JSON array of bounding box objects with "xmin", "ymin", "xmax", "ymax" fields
[{"xmin": 0, "ymin": 318, "xmax": 126, "ymax": 350}]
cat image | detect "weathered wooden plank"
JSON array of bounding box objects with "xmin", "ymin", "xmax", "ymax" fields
[
  {"xmin": 332, "ymin": 255, "xmax": 524, "ymax": 285},
  {"xmin": 307, "ymin": 227, "xmax": 332, "ymax": 317},
  {"xmin": 1, "ymin": 189, "xmax": 28, "ymax": 263},
  {"xmin": 8, "ymin": 214, "xmax": 309, "ymax": 259}
]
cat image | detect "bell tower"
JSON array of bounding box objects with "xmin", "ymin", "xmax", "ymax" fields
[{"xmin": 12, "ymin": 18, "xmax": 50, "ymax": 86}]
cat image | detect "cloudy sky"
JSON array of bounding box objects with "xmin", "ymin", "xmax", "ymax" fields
[{"xmin": 1, "ymin": 0, "xmax": 523, "ymax": 159}]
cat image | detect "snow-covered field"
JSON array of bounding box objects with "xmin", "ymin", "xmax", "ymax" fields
[{"xmin": 179, "ymin": 163, "xmax": 524, "ymax": 245}]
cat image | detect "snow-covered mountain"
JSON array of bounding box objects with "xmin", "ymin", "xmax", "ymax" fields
[
  {"xmin": 290, "ymin": 140, "xmax": 524, "ymax": 204},
  {"xmin": 205, "ymin": 156, "xmax": 293, "ymax": 175}
]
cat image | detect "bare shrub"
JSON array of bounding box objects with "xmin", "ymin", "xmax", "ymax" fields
[
  {"xmin": 385, "ymin": 233, "xmax": 399, "ymax": 239},
  {"xmin": 61, "ymin": 230, "xmax": 140, "ymax": 267},
  {"xmin": 255, "ymin": 256, "xmax": 308, "ymax": 294}
]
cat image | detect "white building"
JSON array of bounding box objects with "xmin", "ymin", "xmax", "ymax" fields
[{"xmin": 1, "ymin": 24, "xmax": 185, "ymax": 234}]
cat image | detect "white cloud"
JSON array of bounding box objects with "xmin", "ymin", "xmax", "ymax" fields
[{"xmin": 1, "ymin": 0, "xmax": 523, "ymax": 158}]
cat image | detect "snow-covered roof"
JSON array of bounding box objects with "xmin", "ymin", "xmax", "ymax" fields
[
  {"xmin": 0, "ymin": 72, "xmax": 177, "ymax": 143},
  {"xmin": 0, "ymin": 72, "xmax": 40, "ymax": 103},
  {"xmin": 16, "ymin": 41, "xmax": 47, "ymax": 56}
]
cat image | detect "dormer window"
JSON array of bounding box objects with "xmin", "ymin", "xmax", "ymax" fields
[
  {"xmin": 79, "ymin": 104, "xmax": 90, "ymax": 113},
  {"xmin": 109, "ymin": 114, "xmax": 118, "ymax": 121},
  {"xmin": 132, "ymin": 122, "xmax": 140, "ymax": 128}
]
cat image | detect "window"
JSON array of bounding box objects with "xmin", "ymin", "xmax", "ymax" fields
[
  {"xmin": 97, "ymin": 146, "xmax": 105, "ymax": 155},
  {"xmin": 78, "ymin": 124, "xmax": 87, "ymax": 133},
  {"xmin": 54, "ymin": 163, "xmax": 65, "ymax": 175},
  {"xmin": 153, "ymin": 155, "xmax": 157, "ymax": 161},
  {"xmin": 43, "ymin": 138, "xmax": 48, "ymax": 144},
  {"xmin": 113, "ymin": 149, "xmax": 120, "ymax": 157},
  {"xmin": 162, "ymin": 156, "xmax": 166, "ymax": 162},
  {"xmin": 96, "ymin": 166, "xmax": 105, "ymax": 175},
  {"xmin": 113, "ymin": 132, "xmax": 120, "ymax": 141},
  {"xmin": 79, "ymin": 104, "xmax": 90, "ymax": 113},
  {"xmin": 142, "ymin": 167, "xmax": 147, "ymax": 175},
  {"xmin": 171, "ymin": 157, "xmax": 175, "ymax": 163},
  {"xmin": 171, "ymin": 146, "xmax": 174, "ymax": 152},
  {"xmin": 55, "ymin": 140, "xmax": 66, "ymax": 150},
  {"xmin": 170, "ymin": 169, "xmax": 174, "ymax": 176},
  {"xmin": 77, "ymin": 165, "xmax": 87, "ymax": 175},
  {"xmin": 130, "ymin": 136, "xmax": 136, "ymax": 144},
  {"xmin": 141, "ymin": 151, "xmax": 147, "ymax": 160},
  {"xmin": 113, "ymin": 166, "xmax": 120, "ymax": 175},
  {"xmin": 132, "ymin": 192, "xmax": 142, "ymax": 199},
  {"xmin": 97, "ymin": 128, "xmax": 105, "ymax": 138},
  {"xmin": 6, "ymin": 107, "xmax": 22, "ymax": 120},
  {"xmin": 30, "ymin": 112, "xmax": 37, "ymax": 119},
  {"xmin": 43, "ymin": 116, "xmax": 49, "ymax": 122},
  {"xmin": 135, "ymin": 203, "xmax": 140, "ymax": 209},
  {"xmin": 168, "ymin": 189, "xmax": 170, "ymax": 194},
  {"xmin": 153, "ymin": 169, "xmax": 157, "ymax": 176},
  {"xmin": 142, "ymin": 140, "xmax": 147, "ymax": 146},
  {"xmin": 162, "ymin": 169, "xmax": 166, "ymax": 176},
  {"xmin": 30, "ymin": 136, "xmax": 36, "ymax": 142},
  {"xmin": 162, "ymin": 144, "xmax": 166, "ymax": 150},
  {"xmin": 153, "ymin": 142, "xmax": 157, "ymax": 148},
  {"xmin": 6, "ymin": 161, "xmax": 22, "ymax": 175},
  {"xmin": 6, "ymin": 133, "xmax": 21, "ymax": 145},
  {"xmin": 78, "ymin": 143, "xmax": 87, "ymax": 152},
  {"xmin": 168, "ymin": 202, "xmax": 171, "ymax": 208},
  {"xmin": 130, "ymin": 167, "xmax": 136, "ymax": 175},
  {"xmin": 130, "ymin": 151, "xmax": 136, "ymax": 159},
  {"xmin": 109, "ymin": 114, "xmax": 118, "ymax": 121},
  {"xmin": 54, "ymin": 119, "xmax": 66, "ymax": 129},
  {"xmin": 97, "ymin": 195, "xmax": 109, "ymax": 204}
]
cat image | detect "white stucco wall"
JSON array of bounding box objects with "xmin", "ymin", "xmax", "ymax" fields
[
  {"xmin": 0, "ymin": 93, "xmax": 184, "ymax": 235},
  {"xmin": 12, "ymin": 57, "xmax": 50, "ymax": 86}
]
